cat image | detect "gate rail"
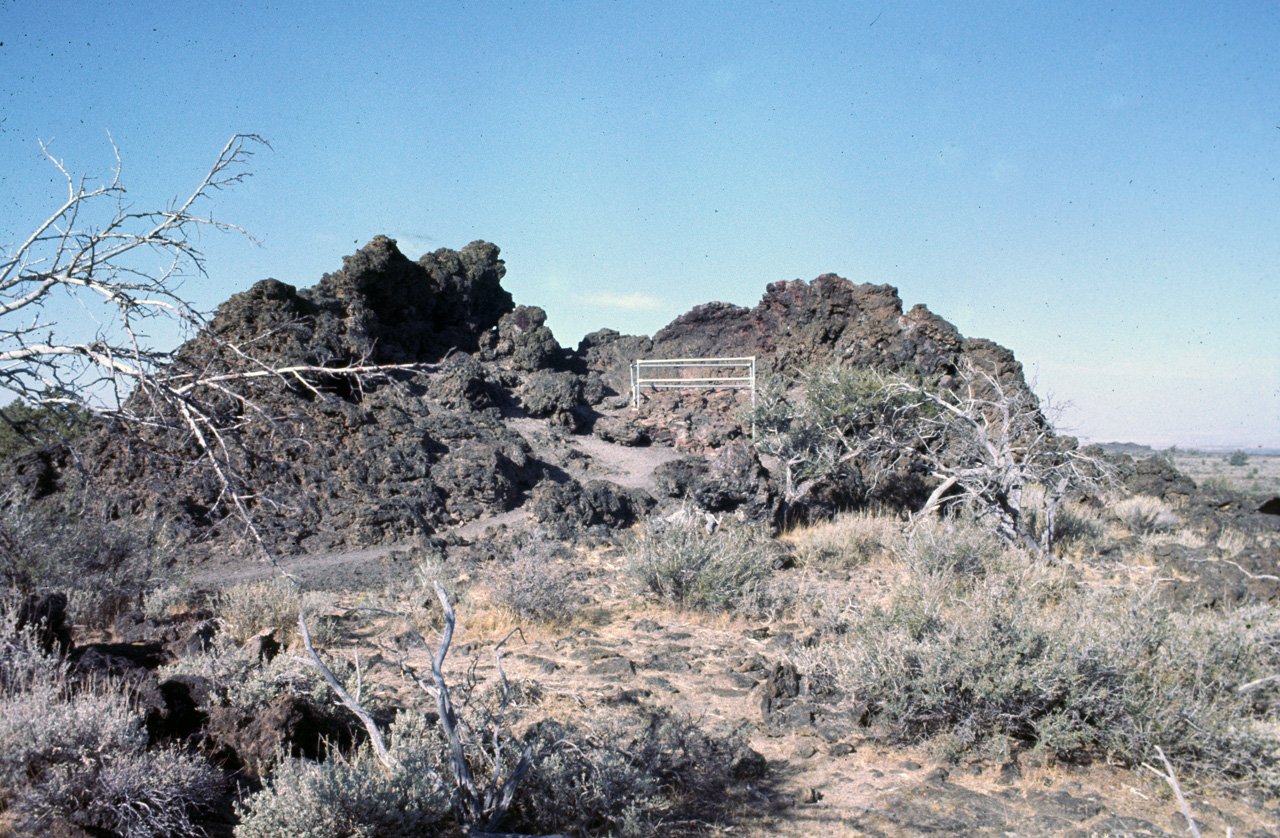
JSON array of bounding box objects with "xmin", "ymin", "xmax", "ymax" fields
[{"xmin": 630, "ymin": 356, "xmax": 756, "ymax": 411}]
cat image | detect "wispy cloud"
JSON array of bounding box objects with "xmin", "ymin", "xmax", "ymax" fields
[{"xmin": 585, "ymin": 292, "xmax": 664, "ymax": 311}]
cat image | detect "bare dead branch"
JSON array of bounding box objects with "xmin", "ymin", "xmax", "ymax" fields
[
  {"xmin": 1142, "ymin": 747, "xmax": 1204, "ymax": 838},
  {"xmin": 297, "ymin": 612, "xmax": 401, "ymax": 772}
]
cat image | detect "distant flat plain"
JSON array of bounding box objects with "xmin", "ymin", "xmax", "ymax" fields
[
  {"xmin": 1169, "ymin": 449, "xmax": 1280, "ymax": 498},
  {"xmin": 1095, "ymin": 442, "xmax": 1280, "ymax": 498}
]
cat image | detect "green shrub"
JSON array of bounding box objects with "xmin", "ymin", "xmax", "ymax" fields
[
  {"xmin": 1043, "ymin": 501, "xmax": 1106, "ymax": 551},
  {"xmin": 142, "ymin": 580, "xmax": 197, "ymax": 621},
  {"xmin": 510, "ymin": 707, "xmax": 756, "ymax": 838},
  {"xmin": 12, "ymin": 748, "xmax": 224, "ymax": 838},
  {"xmin": 159, "ymin": 631, "xmax": 333, "ymax": 712},
  {"xmin": 236, "ymin": 701, "xmax": 757, "ymax": 838},
  {"xmin": 0, "ymin": 398, "xmax": 89, "ymax": 460},
  {"xmin": 627, "ymin": 514, "xmax": 780, "ymax": 613},
  {"xmin": 234, "ymin": 708, "xmax": 449, "ymax": 838},
  {"xmin": 797, "ymin": 559, "xmax": 1280, "ymax": 789},
  {"xmin": 1229, "ymin": 450, "xmax": 1250, "ymax": 467}
]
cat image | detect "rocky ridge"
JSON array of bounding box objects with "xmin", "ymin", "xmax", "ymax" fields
[
  {"xmin": 6, "ymin": 236, "xmax": 1277, "ymax": 585},
  {"xmin": 3, "ymin": 237, "xmax": 1041, "ymax": 554},
  {"xmin": 7, "ymin": 237, "xmax": 1280, "ymax": 837}
]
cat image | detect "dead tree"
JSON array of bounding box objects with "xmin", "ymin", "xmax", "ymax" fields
[
  {"xmin": 6, "ymin": 135, "xmax": 554, "ymax": 834},
  {"xmin": 1, "ymin": 134, "xmax": 265, "ymax": 413},
  {"xmin": 752, "ymin": 361, "xmax": 1108, "ymax": 556},
  {"xmin": 886, "ymin": 361, "xmax": 1110, "ymax": 556},
  {"xmin": 300, "ymin": 585, "xmax": 538, "ymax": 834}
]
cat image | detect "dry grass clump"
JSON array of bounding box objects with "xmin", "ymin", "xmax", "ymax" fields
[
  {"xmin": 214, "ymin": 577, "xmax": 303, "ymax": 643},
  {"xmin": 1216, "ymin": 527, "xmax": 1253, "ymax": 557},
  {"xmin": 1112, "ymin": 495, "xmax": 1181, "ymax": 535},
  {"xmin": 783, "ymin": 509, "xmax": 900, "ymax": 567},
  {"xmin": 891, "ymin": 514, "xmax": 1009, "ymax": 576},
  {"xmin": 1138, "ymin": 529, "xmax": 1208, "ymax": 551},
  {"xmin": 1017, "ymin": 485, "xmax": 1109, "ymax": 556},
  {"xmin": 627, "ymin": 514, "xmax": 780, "ymax": 614}
]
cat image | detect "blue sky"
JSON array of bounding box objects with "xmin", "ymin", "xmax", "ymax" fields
[{"xmin": 2, "ymin": 1, "xmax": 1277, "ymax": 447}]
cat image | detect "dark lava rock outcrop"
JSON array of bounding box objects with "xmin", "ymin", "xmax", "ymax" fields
[
  {"xmin": 47, "ymin": 238, "xmax": 558, "ymax": 552},
  {"xmin": 5, "ymin": 237, "xmax": 1053, "ymax": 552},
  {"xmin": 198, "ymin": 236, "xmax": 513, "ymax": 366},
  {"xmin": 579, "ymin": 274, "xmax": 1027, "ymax": 397}
]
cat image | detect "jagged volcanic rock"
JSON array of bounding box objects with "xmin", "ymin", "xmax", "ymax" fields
[
  {"xmin": 6, "ymin": 240, "xmax": 1048, "ymax": 553},
  {"xmin": 63, "ymin": 238, "xmax": 545, "ymax": 553},
  {"xmin": 192, "ymin": 236, "xmax": 513, "ymax": 367},
  {"xmin": 578, "ymin": 274, "xmax": 1027, "ymax": 397}
]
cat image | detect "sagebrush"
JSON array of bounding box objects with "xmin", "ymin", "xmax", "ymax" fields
[
  {"xmin": 627, "ymin": 515, "xmax": 780, "ymax": 613},
  {"xmin": 792, "ymin": 549, "xmax": 1280, "ymax": 788},
  {"xmin": 0, "ymin": 600, "xmax": 223, "ymax": 836}
]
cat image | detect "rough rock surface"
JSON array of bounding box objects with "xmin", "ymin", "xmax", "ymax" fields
[
  {"xmin": 0, "ymin": 238, "xmax": 1076, "ymax": 553},
  {"xmin": 653, "ymin": 442, "xmax": 780, "ymax": 527},
  {"xmin": 200, "ymin": 236, "xmax": 513, "ymax": 366},
  {"xmin": 579, "ymin": 275, "xmax": 1027, "ymax": 397},
  {"xmin": 528, "ymin": 479, "xmax": 657, "ymax": 538},
  {"xmin": 1106, "ymin": 452, "xmax": 1198, "ymax": 503},
  {"xmin": 479, "ymin": 305, "xmax": 564, "ymax": 371}
]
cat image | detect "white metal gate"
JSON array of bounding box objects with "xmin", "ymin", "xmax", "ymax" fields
[{"xmin": 630, "ymin": 356, "xmax": 756, "ymax": 411}]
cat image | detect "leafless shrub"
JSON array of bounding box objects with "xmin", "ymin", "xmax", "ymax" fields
[{"xmin": 482, "ymin": 538, "xmax": 578, "ymax": 624}]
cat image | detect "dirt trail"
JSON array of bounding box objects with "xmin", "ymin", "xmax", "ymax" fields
[{"xmin": 507, "ymin": 413, "xmax": 686, "ymax": 492}]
